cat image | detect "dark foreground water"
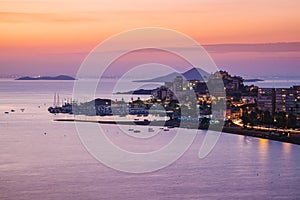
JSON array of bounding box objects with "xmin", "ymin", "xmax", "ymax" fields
[{"xmin": 1, "ymin": 79, "xmax": 300, "ymax": 200}]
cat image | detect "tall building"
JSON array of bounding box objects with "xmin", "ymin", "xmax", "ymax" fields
[
  {"xmin": 173, "ymin": 76, "xmax": 183, "ymax": 91},
  {"xmin": 285, "ymin": 87, "xmax": 300, "ymax": 116},
  {"xmin": 152, "ymin": 86, "xmax": 168, "ymax": 101},
  {"xmin": 275, "ymin": 88, "xmax": 286, "ymax": 112},
  {"xmin": 258, "ymin": 86, "xmax": 300, "ymax": 122},
  {"xmin": 257, "ymin": 88, "xmax": 276, "ymax": 115}
]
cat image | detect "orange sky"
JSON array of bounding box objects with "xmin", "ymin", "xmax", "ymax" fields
[{"xmin": 0, "ymin": 0, "xmax": 299, "ymax": 76}]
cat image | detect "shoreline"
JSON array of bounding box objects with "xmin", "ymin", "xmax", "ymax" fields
[
  {"xmin": 222, "ymin": 127, "xmax": 300, "ymax": 145},
  {"xmin": 55, "ymin": 118, "xmax": 300, "ymax": 145}
]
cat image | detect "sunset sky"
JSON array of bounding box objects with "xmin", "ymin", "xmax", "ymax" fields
[{"xmin": 0, "ymin": 0, "xmax": 299, "ymax": 77}]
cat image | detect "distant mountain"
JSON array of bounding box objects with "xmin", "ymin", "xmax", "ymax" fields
[
  {"xmin": 134, "ymin": 68, "xmax": 210, "ymax": 82},
  {"xmin": 182, "ymin": 68, "xmax": 210, "ymax": 80},
  {"xmin": 16, "ymin": 75, "xmax": 75, "ymax": 80}
]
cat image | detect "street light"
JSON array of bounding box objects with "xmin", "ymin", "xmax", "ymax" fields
[{"xmin": 274, "ymin": 118, "xmax": 277, "ymax": 132}]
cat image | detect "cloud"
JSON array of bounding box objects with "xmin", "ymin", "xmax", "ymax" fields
[
  {"xmin": 42, "ymin": 42, "xmax": 300, "ymax": 57},
  {"xmin": 203, "ymin": 42, "xmax": 300, "ymax": 53},
  {"xmin": 0, "ymin": 11, "xmax": 99, "ymax": 23}
]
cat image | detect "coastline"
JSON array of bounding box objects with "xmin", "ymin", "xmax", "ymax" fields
[
  {"xmin": 55, "ymin": 118, "xmax": 300, "ymax": 145},
  {"xmin": 222, "ymin": 127, "xmax": 300, "ymax": 145}
]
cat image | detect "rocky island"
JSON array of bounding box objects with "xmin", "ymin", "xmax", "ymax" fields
[{"xmin": 16, "ymin": 75, "xmax": 75, "ymax": 80}]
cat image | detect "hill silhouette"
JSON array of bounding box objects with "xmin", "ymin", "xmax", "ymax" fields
[{"xmin": 134, "ymin": 68, "xmax": 210, "ymax": 82}]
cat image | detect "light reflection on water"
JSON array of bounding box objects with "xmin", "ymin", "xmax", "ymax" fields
[
  {"xmin": 1, "ymin": 79, "xmax": 300, "ymax": 200},
  {"xmin": 258, "ymin": 138, "xmax": 269, "ymax": 162},
  {"xmin": 282, "ymin": 142, "xmax": 292, "ymax": 154}
]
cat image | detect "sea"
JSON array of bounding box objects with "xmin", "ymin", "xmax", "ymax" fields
[
  {"xmin": 245, "ymin": 76, "xmax": 300, "ymax": 88},
  {"xmin": 1, "ymin": 77, "xmax": 300, "ymax": 200}
]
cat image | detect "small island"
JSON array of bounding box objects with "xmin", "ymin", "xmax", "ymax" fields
[
  {"xmin": 16, "ymin": 75, "xmax": 75, "ymax": 80},
  {"xmin": 115, "ymin": 89, "xmax": 153, "ymax": 95}
]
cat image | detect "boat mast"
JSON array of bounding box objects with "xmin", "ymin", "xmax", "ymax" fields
[
  {"xmin": 57, "ymin": 93, "xmax": 60, "ymax": 107},
  {"xmin": 54, "ymin": 93, "xmax": 56, "ymax": 107}
]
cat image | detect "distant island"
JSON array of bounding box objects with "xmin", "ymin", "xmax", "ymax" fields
[
  {"xmin": 16, "ymin": 75, "xmax": 75, "ymax": 80},
  {"xmin": 115, "ymin": 89, "xmax": 153, "ymax": 95}
]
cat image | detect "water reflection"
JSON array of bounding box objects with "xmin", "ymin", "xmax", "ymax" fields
[
  {"xmin": 281, "ymin": 142, "xmax": 292, "ymax": 163},
  {"xmin": 258, "ymin": 138, "xmax": 269, "ymax": 163},
  {"xmin": 282, "ymin": 142, "xmax": 292, "ymax": 154},
  {"xmin": 2, "ymin": 79, "xmax": 300, "ymax": 199}
]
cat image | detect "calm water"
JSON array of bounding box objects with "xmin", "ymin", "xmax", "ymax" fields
[
  {"xmin": 1, "ymin": 79, "xmax": 300, "ymax": 200},
  {"xmin": 246, "ymin": 76, "xmax": 300, "ymax": 88}
]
